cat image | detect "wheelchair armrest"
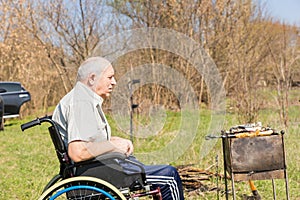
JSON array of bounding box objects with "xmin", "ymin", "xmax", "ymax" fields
[
  {"xmin": 95, "ymin": 152, "xmax": 127, "ymax": 161},
  {"xmin": 74, "ymin": 152, "xmax": 126, "ymax": 167},
  {"xmin": 124, "ymin": 156, "xmax": 147, "ymax": 185}
]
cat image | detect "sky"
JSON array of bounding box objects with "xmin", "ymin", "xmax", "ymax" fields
[{"xmin": 259, "ymin": 0, "xmax": 300, "ymax": 25}]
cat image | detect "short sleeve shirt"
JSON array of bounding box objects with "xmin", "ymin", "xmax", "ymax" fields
[{"xmin": 52, "ymin": 82, "xmax": 111, "ymax": 148}]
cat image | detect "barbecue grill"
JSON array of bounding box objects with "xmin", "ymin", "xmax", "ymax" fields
[{"xmin": 220, "ymin": 123, "xmax": 290, "ymax": 200}]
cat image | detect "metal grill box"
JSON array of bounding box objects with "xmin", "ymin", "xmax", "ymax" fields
[{"xmin": 224, "ymin": 134, "xmax": 286, "ymax": 181}]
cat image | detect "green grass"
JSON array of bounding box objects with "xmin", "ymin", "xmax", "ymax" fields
[
  {"xmin": 0, "ymin": 119, "xmax": 58, "ymax": 199},
  {"xmin": 0, "ymin": 106, "xmax": 299, "ymax": 199}
]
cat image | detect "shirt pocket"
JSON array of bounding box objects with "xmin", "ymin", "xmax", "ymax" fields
[{"xmin": 96, "ymin": 122, "xmax": 108, "ymax": 141}]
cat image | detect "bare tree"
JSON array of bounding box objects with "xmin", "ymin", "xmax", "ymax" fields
[
  {"xmin": 266, "ymin": 23, "xmax": 300, "ymax": 128},
  {"xmin": 21, "ymin": 0, "xmax": 116, "ymax": 91}
]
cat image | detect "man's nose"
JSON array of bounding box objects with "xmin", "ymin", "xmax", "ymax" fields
[{"xmin": 112, "ymin": 77, "xmax": 117, "ymax": 85}]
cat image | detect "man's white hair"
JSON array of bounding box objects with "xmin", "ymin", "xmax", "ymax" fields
[{"xmin": 77, "ymin": 57, "xmax": 112, "ymax": 81}]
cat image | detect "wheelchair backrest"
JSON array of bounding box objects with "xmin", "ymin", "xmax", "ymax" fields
[{"xmin": 47, "ymin": 117, "xmax": 73, "ymax": 178}]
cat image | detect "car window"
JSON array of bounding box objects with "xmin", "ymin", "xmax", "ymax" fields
[{"xmin": 0, "ymin": 83, "xmax": 22, "ymax": 92}]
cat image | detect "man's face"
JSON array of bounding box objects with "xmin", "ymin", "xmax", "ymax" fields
[{"xmin": 93, "ymin": 65, "xmax": 117, "ymax": 99}]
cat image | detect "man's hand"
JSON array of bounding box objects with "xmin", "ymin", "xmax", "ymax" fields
[{"xmin": 110, "ymin": 136, "xmax": 134, "ymax": 156}]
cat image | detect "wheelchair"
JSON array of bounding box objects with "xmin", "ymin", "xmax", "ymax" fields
[{"xmin": 21, "ymin": 116, "xmax": 162, "ymax": 200}]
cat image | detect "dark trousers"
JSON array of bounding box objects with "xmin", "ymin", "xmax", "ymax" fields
[{"xmin": 119, "ymin": 156, "xmax": 184, "ymax": 200}]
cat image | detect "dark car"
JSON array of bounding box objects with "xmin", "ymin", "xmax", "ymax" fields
[{"xmin": 0, "ymin": 82, "xmax": 31, "ymax": 130}]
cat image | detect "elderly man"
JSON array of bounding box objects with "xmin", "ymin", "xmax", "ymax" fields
[{"xmin": 52, "ymin": 57, "xmax": 184, "ymax": 200}]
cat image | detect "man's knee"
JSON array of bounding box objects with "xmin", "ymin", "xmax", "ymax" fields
[{"xmin": 164, "ymin": 165, "xmax": 180, "ymax": 178}]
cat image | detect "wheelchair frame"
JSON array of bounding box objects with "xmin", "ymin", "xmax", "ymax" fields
[{"xmin": 21, "ymin": 116, "xmax": 162, "ymax": 200}]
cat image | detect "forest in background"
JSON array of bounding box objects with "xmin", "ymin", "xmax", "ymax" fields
[{"xmin": 0, "ymin": 0, "xmax": 299, "ymax": 127}]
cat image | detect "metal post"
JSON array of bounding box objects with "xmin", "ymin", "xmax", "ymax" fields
[
  {"xmin": 272, "ymin": 179, "xmax": 277, "ymax": 200},
  {"xmin": 216, "ymin": 155, "xmax": 219, "ymax": 200},
  {"xmin": 231, "ymin": 172, "xmax": 236, "ymax": 200},
  {"xmin": 129, "ymin": 85, "xmax": 133, "ymax": 143},
  {"xmin": 222, "ymin": 136, "xmax": 229, "ymax": 200},
  {"xmin": 128, "ymin": 79, "xmax": 140, "ymax": 143},
  {"xmin": 281, "ymin": 131, "xmax": 290, "ymax": 200}
]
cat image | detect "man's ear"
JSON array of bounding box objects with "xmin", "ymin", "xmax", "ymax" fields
[{"xmin": 88, "ymin": 73, "xmax": 96, "ymax": 85}]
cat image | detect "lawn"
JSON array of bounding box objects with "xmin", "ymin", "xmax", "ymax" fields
[{"xmin": 0, "ymin": 106, "xmax": 299, "ymax": 199}]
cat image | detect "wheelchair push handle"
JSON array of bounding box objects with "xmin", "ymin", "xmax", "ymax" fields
[{"xmin": 21, "ymin": 116, "xmax": 54, "ymax": 131}]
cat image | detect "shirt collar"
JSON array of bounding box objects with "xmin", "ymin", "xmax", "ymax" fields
[{"xmin": 75, "ymin": 81, "xmax": 104, "ymax": 106}]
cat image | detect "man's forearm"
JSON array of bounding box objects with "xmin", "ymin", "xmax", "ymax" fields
[
  {"xmin": 85, "ymin": 140, "xmax": 123, "ymax": 157},
  {"xmin": 68, "ymin": 140, "xmax": 123, "ymax": 162}
]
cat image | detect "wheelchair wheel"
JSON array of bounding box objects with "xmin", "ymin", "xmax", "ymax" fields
[{"xmin": 38, "ymin": 176, "xmax": 126, "ymax": 200}]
